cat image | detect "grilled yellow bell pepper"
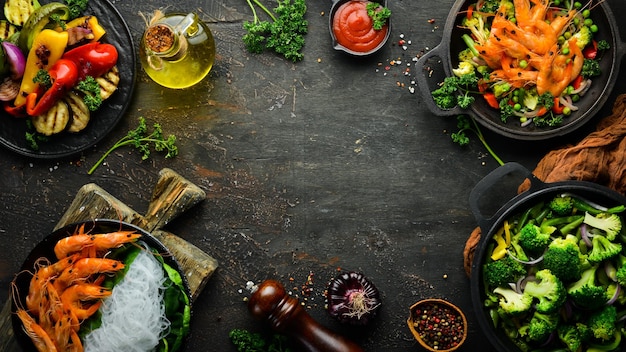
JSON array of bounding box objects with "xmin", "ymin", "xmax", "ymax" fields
[
  {"xmin": 14, "ymin": 29, "xmax": 68, "ymax": 107},
  {"xmin": 62, "ymin": 15, "xmax": 106, "ymax": 42}
]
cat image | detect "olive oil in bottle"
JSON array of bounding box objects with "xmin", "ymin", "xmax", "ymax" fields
[{"xmin": 140, "ymin": 12, "xmax": 215, "ymax": 89}]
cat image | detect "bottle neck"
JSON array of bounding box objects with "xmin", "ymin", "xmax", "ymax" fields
[{"xmin": 144, "ymin": 23, "xmax": 188, "ymax": 65}]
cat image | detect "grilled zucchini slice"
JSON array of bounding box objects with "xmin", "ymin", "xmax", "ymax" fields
[
  {"xmin": 96, "ymin": 65, "xmax": 120, "ymax": 100},
  {"xmin": 3, "ymin": 0, "xmax": 40, "ymax": 27},
  {"xmin": 64, "ymin": 91, "xmax": 90, "ymax": 133},
  {"xmin": 31, "ymin": 99, "xmax": 70, "ymax": 135}
]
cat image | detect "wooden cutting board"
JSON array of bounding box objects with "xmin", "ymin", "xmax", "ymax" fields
[{"xmin": 0, "ymin": 168, "xmax": 218, "ymax": 351}]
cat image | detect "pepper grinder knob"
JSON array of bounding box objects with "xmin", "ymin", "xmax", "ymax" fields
[{"xmin": 248, "ymin": 279, "xmax": 364, "ymax": 352}]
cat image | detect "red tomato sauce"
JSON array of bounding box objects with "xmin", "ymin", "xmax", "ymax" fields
[{"xmin": 332, "ymin": 0, "xmax": 388, "ymax": 53}]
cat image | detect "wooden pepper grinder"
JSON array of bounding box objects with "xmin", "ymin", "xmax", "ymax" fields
[{"xmin": 248, "ymin": 279, "xmax": 365, "ymax": 352}]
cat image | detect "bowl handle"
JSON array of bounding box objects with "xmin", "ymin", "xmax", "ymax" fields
[
  {"xmin": 414, "ymin": 43, "xmax": 464, "ymax": 117},
  {"xmin": 468, "ymin": 162, "xmax": 544, "ymax": 231}
]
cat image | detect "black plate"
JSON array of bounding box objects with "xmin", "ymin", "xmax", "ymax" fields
[
  {"xmin": 11, "ymin": 219, "xmax": 190, "ymax": 351},
  {"xmin": 0, "ymin": 0, "xmax": 136, "ymax": 158}
]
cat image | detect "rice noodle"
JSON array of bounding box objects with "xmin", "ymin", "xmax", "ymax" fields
[{"xmin": 83, "ymin": 245, "xmax": 170, "ymax": 352}]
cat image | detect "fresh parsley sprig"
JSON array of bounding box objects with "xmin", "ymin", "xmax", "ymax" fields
[
  {"xmin": 366, "ymin": 2, "xmax": 391, "ymax": 31},
  {"xmin": 243, "ymin": 0, "xmax": 307, "ymax": 62},
  {"xmin": 88, "ymin": 117, "xmax": 178, "ymax": 175}
]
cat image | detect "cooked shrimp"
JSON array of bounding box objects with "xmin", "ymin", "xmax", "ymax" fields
[
  {"xmin": 55, "ymin": 258, "xmax": 124, "ymax": 291},
  {"xmin": 15, "ymin": 308, "xmax": 58, "ymax": 352},
  {"xmin": 91, "ymin": 231, "xmax": 142, "ymax": 252},
  {"xmin": 60, "ymin": 283, "xmax": 111, "ymax": 321},
  {"xmin": 26, "ymin": 254, "xmax": 80, "ymax": 315},
  {"xmin": 54, "ymin": 231, "xmax": 141, "ymax": 259}
]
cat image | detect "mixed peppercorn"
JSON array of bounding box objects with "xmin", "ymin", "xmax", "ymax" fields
[{"xmin": 411, "ymin": 300, "xmax": 466, "ymax": 351}]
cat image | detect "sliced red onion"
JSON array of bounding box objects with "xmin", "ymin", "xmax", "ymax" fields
[
  {"xmin": 559, "ymin": 95, "xmax": 579, "ymax": 111},
  {"xmin": 580, "ymin": 223, "xmax": 592, "ymax": 247},
  {"xmin": 0, "ymin": 76, "xmax": 19, "ymax": 101},
  {"xmin": 607, "ymin": 284, "xmax": 621, "ymax": 305},
  {"xmin": 1, "ymin": 42, "xmax": 25, "ymax": 79},
  {"xmin": 506, "ymin": 249, "xmax": 544, "ymax": 265}
]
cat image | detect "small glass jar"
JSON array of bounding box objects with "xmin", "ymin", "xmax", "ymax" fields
[{"xmin": 140, "ymin": 12, "xmax": 215, "ymax": 89}]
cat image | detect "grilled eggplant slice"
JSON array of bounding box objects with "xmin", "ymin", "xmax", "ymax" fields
[
  {"xmin": 96, "ymin": 65, "xmax": 120, "ymax": 100},
  {"xmin": 31, "ymin": 99, "xmax": 70, "ymax": 135},
  {"xmin": 64, "ymin": 91, "xmax": 91, "ymax": 133}
]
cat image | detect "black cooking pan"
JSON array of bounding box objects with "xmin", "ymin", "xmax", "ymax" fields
[
  {"xmin": 469, "ymin": 163, "xmax": 626, "ymax": 351},
  {"xmin": 415, "ymin": 0, "xmax": 626, "ymax": 140}
]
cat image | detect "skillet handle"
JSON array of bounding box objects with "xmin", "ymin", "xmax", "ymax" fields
[
  {"xmin": 468, "ymin": 162, "xmax": 543, "ymax": 231},
  {"xmin": 414, "ymin": 43, "xmax": 464, "ymax": 117}
]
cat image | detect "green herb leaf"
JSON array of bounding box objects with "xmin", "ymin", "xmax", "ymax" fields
[
  {"xmin": 88, "ymin": 117, "xmax": 179, "ymax": 175},
  {"xmin": 366, "ymin": 2, "xmax": 391, "ymax": 31}
]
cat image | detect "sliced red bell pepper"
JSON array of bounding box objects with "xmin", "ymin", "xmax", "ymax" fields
[
  {"xmin": 25, "ymin": 59, "xmax": 78, "ymax": 116},
  {"xmin": 552, "ymin": 97, "xmax": 564, "ymax": 115},
  {"xmin": 483, "ymin": 92, "xmax": 500, "ymax": 109},
  {"xmin": 572, "ymin": 75, "xmax": 584, "ymax": 90},
  {"xmin": 3, "ymin": 101, "xmax": 27, "ymax": 117},
  {"xmin": 62, "ymin": 42, "xmax": 118, "ymax": 81},
  {"xmin": 583, "ymin": 40, "xmax": 598, "ymax": 59},
  {"xmin": 466, "ymin": 4, "xmax": 474, "ymax": 20}
]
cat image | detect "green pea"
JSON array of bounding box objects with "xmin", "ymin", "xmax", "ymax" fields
[
  {"xmin": 590, "ymin": 24, "xmax": 598, "ymax": 33},
  {"xmin": 558, "ymin": 36, "xmax": 566, "ymax": 44},
  {"xmin": 563, "ymin": 107, "xmax": 572, "ymax": 115},
  {"xmin": 512, "ymin": 96, "xmax": 519, "ymax": 103},
  {"xmin": 519, "ymin": 60, "xmax": 528, "ymax": 68},
  {"xmin": 562, "ymin": 47, "xmax": 570, "ymax": 55},
  {"xmin": 582, "ymin": 9, "xmax": 590, "ymax": 18},
  {"xmin": 574, "ymin": 1, "xmax": 582, "ymax": 9},
  {"xmin": 564, "ymin": 31, "xmax": 572, "ymax": 39},
  {"xmin": 520, "ymin": 117, "xmax": 528, "ymax": 123},
  {"xmin": 572, "ymin": 94, "xmax": 580, "ymax": 103},
  {"xmin": 514, "ymin": 103, "xmax": 522, "ymax": 111},
  {"xmin": 584, "ymin": 18, "xmax": 593, "ymax": 27}
]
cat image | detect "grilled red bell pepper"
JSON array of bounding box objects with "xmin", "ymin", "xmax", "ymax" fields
[
  {"xmin": 62, "ymin": 42, "xmax": 118, "ymax": 81},
  {"xmin": 25, "ymin": 59, "xmax": 78, "ymax": 116}
]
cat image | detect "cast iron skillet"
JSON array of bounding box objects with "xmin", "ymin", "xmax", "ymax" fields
[
  {"xmin": 469, "ymin": 163, "xmax": 626, "ymax": 351},
  {"xmin": 11, "ymin": 219, "xmax": 191, "ymax": 351},
  {"xmin": 415, "ymin": 0, "xmax": 626, "ymax": 140}
]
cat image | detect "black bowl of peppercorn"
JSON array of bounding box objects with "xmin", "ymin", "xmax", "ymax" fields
[{"xmin": 407, "ymin": 298, "xmax": 468, "ymax": 351}]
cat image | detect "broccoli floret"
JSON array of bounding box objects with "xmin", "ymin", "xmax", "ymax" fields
[
  {"xmin": 549, "ymin": 195, "xmax": 574, "ymax": 216},
  {"xmin": 567, "ymin": 265, "xmax": 608, "ymax": 309},
  {"xmin": 492, "ymin": 82, "xmax": 511, "ymax": 98},
  {"xmin": 452, "ymin": 61, "xmax": 475, "ymax": 77},
  {"xmin": 615, "ymin": 256, "xmax": 626, "ymax": 287},
  {"xmin": 572, "ymin": 26, "xmax": 593, "ymax": 49},
  {"xmin": 588, "ymin": 235, "xmax": 622, "ymax": 264},
  {"xmin": 543, "ymin": 236, "xmax": 584, "ymax": 282},
  {"xmin": 587, "ymin": 305, "xmax": 617, "ymax": 342},
  {"xmin": 518, "ymin": 223, "xmax": 554, "ymax": 256},
  {"xmin": 582, "ymin": 58, "xmax": 602, "ymax": 78},
  {"xmin": 493, "ymin": 286, "xmax": 533, "ymax": 315},
  {"xmin": 558, "ymin": 323, "xmax": 591, "ymax": 352},
  {"xmin": 483, "ymin": 256, "xmax": 527, "ymax": 288},
  {"xmin": 76, "ymin": 76, "xmax": 103, "ymax": 112},
  {"xmin": 523, "ymin": 269, "xmax": 567, "ymax": 314},
  {"xmin": 606, "ymin": 282, "xmax": 626, "ymax": 305},
  {"xmin": 583, "ymin": 212, "xmax": 623, "ymax": 241},
  {"xmin": 522, "ymin": 311, "xmax": 560, "ymax": 343},
  {"xmin": 461, "ymin": 13, "xmax": 490, "ymax": 45},
  {"xmin": 458, "ymin": 47, "xmax": 477, "ymax": 66}
]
